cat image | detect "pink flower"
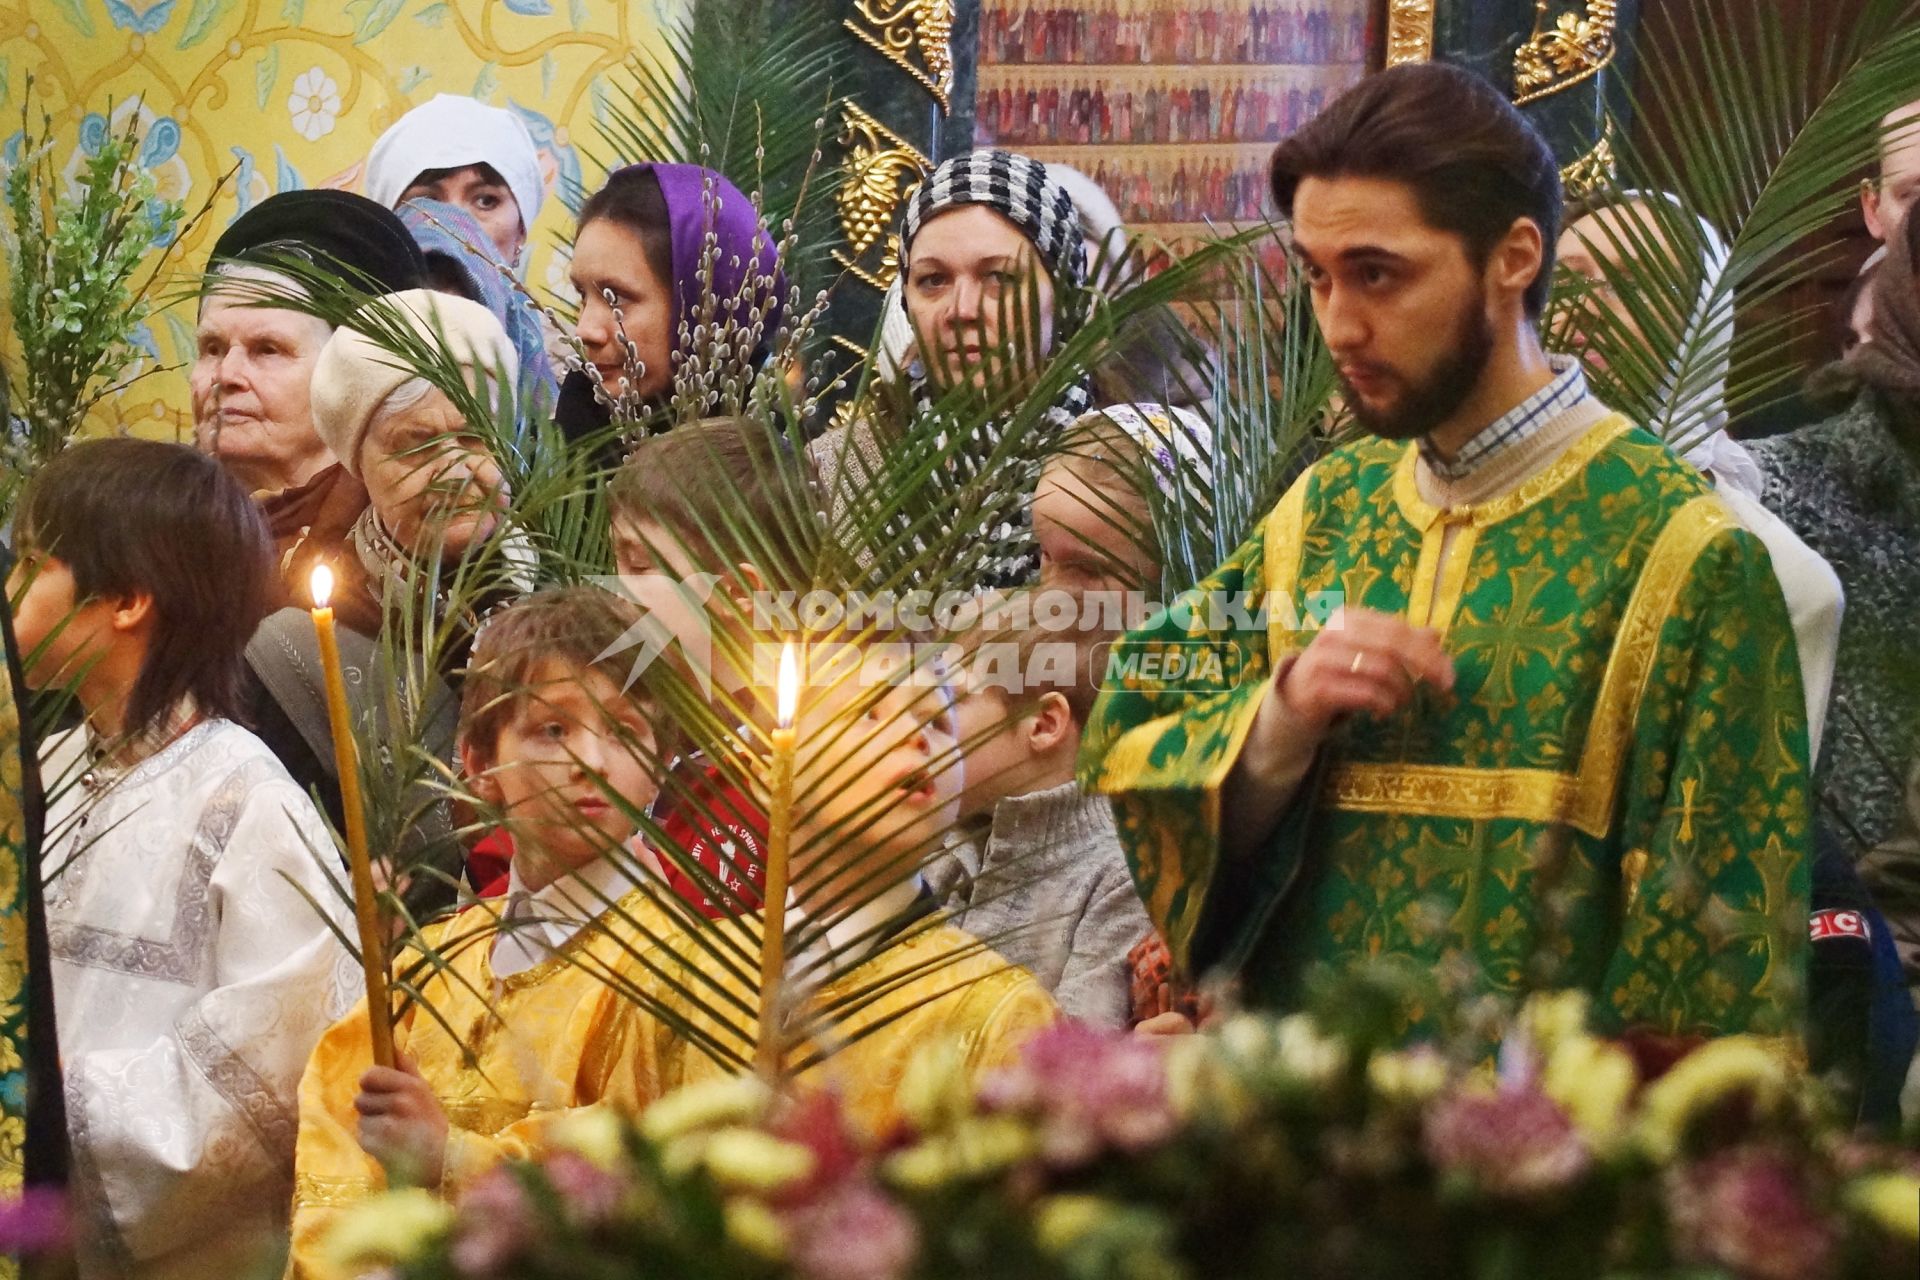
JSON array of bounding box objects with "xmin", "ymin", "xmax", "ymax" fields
[
  {"xmin": 785, "ymin": 1181, "xmax": 918, "ymax": 1280},
  {"xmin": 978, "ymin": 1022, "xmax": 1177, "ymax": 1165},
  {"xmin": 1423, "ymin": 1086, "xmax": 1590, "ymax": 1197},
  {"xmin": 1668, "ymin": 1150, "xmax": 1836, "ymax": 1280},
  {"xmin": 544, "ymin": 1151, "xmax": 627, "ymax": 1227},
  {"xmin": 770, "ymin": 1089, "xmax": 865, "ymax": 1203},
  {"xmin": 0, "ymin": 1187, "xmax": 68, "ymax": 1255},
  {"xmin": 450, "ymin": 1166, "xmax": 538, "ymax": 1276}
]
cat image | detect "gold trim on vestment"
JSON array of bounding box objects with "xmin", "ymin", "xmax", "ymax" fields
[
  {"xmin": 1327, "ymin": 763, "xmax": 1578, "ymax": 824},
  {"xmin": 1566, "ymin": 493, "xmax": 1736, "ymax": 831},
  {"xmin": 1427, "ymin": 524, "xmax": 1481, "ymax": 632},
  {"xmin": 1320, "ymin": 491, "xmax": 1737, "ymax": 838},
  {"xmin": 1390, "ymin": 414, "xmax": 1634, "ymax": 533},
  {"xmin": 1263, "ymin": 467, "xmax": 1316, "ymax": 653},
  {"xmin": 294, "ymin": 1172, "xmax": 380, "ymax": 1208}
]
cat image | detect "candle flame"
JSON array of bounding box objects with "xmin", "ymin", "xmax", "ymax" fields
[
  {"xmin": 309, "ymin": 563, "xmax": 333, "ymax": 609},
  {"xmin": 776, "ymin": 641, "xmax": 799, "ymax": 730}
]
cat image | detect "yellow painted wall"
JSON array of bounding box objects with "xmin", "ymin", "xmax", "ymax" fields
[{"xmin": 0, "ymin": 0, "xmax": 669, "ymax": 439}]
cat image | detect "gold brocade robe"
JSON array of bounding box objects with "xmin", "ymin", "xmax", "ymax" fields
[
  {"xmin": 1081, "ymin": 416, "xmax": 1813, "ymax": 1045},
  {"xmin": 288, "ymin": 891, "xmax": 1055, "ymax": 1277}
]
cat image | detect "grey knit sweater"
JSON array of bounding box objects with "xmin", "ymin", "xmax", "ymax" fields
[
  {"xmin": 1752, "ymin": 390, "xmax": 1920, "ymax": 849},
  {"xmin": 923, "ymin": 781, "xmax": 1152, "ymax": 1028}
]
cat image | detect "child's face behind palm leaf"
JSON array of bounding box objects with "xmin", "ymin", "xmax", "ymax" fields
[{"xmin": 792, "ymin": 646, "xmax": 961, "ymax": 895}]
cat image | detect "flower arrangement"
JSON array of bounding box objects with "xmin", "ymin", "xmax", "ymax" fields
[{"xmin": 325, "ymin": 979, "xmax": 1920, "ymax": 1280}]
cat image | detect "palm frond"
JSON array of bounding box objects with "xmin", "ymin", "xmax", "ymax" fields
[{"xmin": 1548, "ymin": 0, "xmax": 1920, "ymax": 451}]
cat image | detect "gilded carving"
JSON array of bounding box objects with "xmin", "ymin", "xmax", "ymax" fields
[
  {"xmin": 1559, "ymin": 120, "xmax": 1618, "ymax": 201},
  {"xmin": 844, "ymin": 0, "xmax": 955, "ymax": 112},
  {"xmin": 1513, "ymin": 0, "xmax": 1620, "ymax": 105},
  {"xmin": 834, "ymin": 102, "xmax": 931, "ymax": 292},
  {"xmin": 1385, "ymin": 0, "xmax": 1437, "ymax": 66}
]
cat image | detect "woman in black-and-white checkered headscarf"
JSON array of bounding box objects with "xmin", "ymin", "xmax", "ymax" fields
[
  {"xmin": 879, "ymin": 150, "xmax": 1092, "ymax": 587},
  {"xmin": 898, "ymin": 149, "xmax": 1092, "ymax": 427}
]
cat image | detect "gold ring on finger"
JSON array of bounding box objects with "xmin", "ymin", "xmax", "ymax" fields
[{"xmin": 1350, "ymin": 650, "xmax": 1367, "ymax": 676}]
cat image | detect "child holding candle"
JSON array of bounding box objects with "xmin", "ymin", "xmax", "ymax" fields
[
  {"xmin": 636, "ymin": 635, "xmax": 1060, "ymax": 1131},
  {"xmin": 7, "ymin": 439, "xmax": 355, "ymax": 1280},
  {"xmin": 288, "ymin": 586, "xmax": 681, "ymax": 1276},
  {"xmin": 289, "ymin": 617, "xmax": 1058, "ymax": 1273}
]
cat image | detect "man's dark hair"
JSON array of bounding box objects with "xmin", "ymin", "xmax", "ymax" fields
[
  {"xmin": 15, "ymin": 438, "xmax": 274, "ymax": 737},
  {"xmin": 578, "ymin": 166, "xmax": 674, "ymax": 296},
  {"xmin": 1269, "ymin": 62, "xmax": 1564, "ymax": 317},
  {"xmin": 609, "ymin": 416, "xmax": 819, "ymax": 592}
]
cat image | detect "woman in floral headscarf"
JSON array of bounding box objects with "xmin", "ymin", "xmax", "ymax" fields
[{"xmin": 400, "ymin": 197, "xmax": 559, "ymax": 423}]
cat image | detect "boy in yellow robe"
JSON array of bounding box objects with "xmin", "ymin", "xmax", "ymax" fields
[{"xmin": 290, "ymin": 565, "xmax": 1054, "ymax": 1276}]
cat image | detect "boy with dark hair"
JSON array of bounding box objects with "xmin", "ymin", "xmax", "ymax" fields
[
  {"xmin": 9, "ymin": 439, "xmax": 353, "ymax": 1280},
  {"xmin": 1086, "ymin": 61, "xmax": 1813, "ymax": 1052}
]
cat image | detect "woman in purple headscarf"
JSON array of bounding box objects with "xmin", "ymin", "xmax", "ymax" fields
[{"xmin": 554, "ymin": 163, "xmax": 785, "ymax": 446}]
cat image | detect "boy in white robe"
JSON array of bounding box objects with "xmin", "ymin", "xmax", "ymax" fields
[{"xmin": 8, "ymin": 439, "xmax": 354, "ymax": 1280}]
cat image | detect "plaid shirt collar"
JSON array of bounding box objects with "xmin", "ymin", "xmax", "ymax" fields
[{"xmin": 1418, "ymin": 354, "xmax": 1590, "ymax": 481}]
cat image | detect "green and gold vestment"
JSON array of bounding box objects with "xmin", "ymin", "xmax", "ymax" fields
[{"xmin": 1082, "ymin": 416, "xmax": 1811, "ymax": 1043}]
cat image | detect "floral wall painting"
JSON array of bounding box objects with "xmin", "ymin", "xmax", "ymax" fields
[{"xmin": 0, "ymin": 0, "xmax": 674, "ymax": 439}]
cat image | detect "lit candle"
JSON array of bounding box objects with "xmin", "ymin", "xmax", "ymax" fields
[
  {"xmin": 309, "ymin": 564, "xmax": 396, "ymax": 1069},
  {"xmin": 754, "ymin": 640, "xmax": 799, "ymax": 1080}
]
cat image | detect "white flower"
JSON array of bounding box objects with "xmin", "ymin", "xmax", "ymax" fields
[{"xmin": 287, "ymin": 68, "xmax": 341, "ymax": 143}]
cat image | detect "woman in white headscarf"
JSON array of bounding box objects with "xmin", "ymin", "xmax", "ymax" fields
[
  {"xmin": 1557, "ymin": 192, "xmax": 1843, "ymax": 761},
  {"xmin": 365, "ymin": 94, "xmax": 546, "ymax": 269}
]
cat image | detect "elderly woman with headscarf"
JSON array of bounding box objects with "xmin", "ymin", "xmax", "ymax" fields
[
  {"xmin": 248, "ymin": 289, "xmax": 523, "ymax": 915},
  {"xmin": 1750, "ymin": 208, "xmax": 1920, "ymax": 853},
  {"xmin": 1556, "ymin": 193, "xmax": 1843, "ymax": 758},
  {"xmin": 195, "ymin": 189, "xmax": 426, "ymax": 635}
]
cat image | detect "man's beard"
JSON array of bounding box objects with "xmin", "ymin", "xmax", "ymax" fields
[{"xmin": 1341, "ymin": 300, "xmax": 1495, "ymax": 441}]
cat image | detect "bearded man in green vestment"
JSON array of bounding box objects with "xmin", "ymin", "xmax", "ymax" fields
[{"xmin": 1081, "ymin": 62, "xmax": 1812, "ymax": 1050}]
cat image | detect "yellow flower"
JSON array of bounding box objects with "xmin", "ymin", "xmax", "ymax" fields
[
  {"xmin": 1542, "ymin": 1036, "xmax": 1637, "ymax": 1148},
  {"xmin": 1518, "ymin": 990, "xmax": 1591, "ymax": 1056},
  {"xmin": 642, "ymin": 1074, "xmax": 772, "ymax": 1143},
  {"xmin": 1636, "ymin": 1037, "xmax": 1794, "ymax": 1161},
  {"xmin": 1034, "ymin": 1194, "xmax": 1118, "ymax": 1254},
  {"xmin": 896, "ymin": 1036, "xmax": 970, "ymax": 1132},
  {"xmin": 320, "ymin": 1188, "xmax": 452, "ymax": 1272},
  {"xmin": 549, "ymin": 1104, "xmax": 628, "ymax": 1171},
  {"xmin": 1164, "ymin": 1036, "xmax": 1248, "ymax": 1123},
  {"xmin": 1367, "ymin": 1049, "xmax": 1449, "ymax": 1107},
  {"xmin": 887, "ymin": 1116, "xmax": 1035, "ymax": 1190},
  {"xmin": 702, "ymin": 1128, "xmax": 817, "ymax": 1194},
  {"xmin": 1274, "ymin": 1014, "xmax": 1346, "ymax": 1086},
  {"xmin": 1847, "ymin": 1173, "xmax": 1920, "ymax": 1240},
  {"xmin": 724, "ymin": 1196, "xmax": 789, "ymax": 1261}
]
